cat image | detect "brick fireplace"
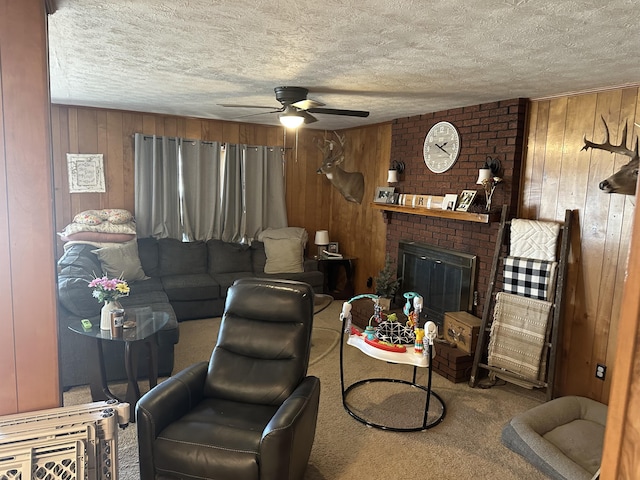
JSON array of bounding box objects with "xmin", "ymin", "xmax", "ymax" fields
[{"xmin": 384, "ymin": 98, "xmax": 528, "ymax": 319}]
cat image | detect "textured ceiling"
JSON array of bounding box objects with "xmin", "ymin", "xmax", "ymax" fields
[{"xmin": 48, "ymin": 0, "xmax": 640, "ymax": 130}]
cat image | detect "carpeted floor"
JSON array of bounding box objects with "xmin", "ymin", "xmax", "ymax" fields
[{"xmin": 63, "ymin": 300, "xmax": 549, "ymax": 480}]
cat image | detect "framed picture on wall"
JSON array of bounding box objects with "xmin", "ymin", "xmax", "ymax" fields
[
  {"xmin": 67, "ymin": 153, "xmax": 106, "ymax": 193},
  {"xmin": 456, "ymin": 190, "xmax": 477, "ymax": 212},
  {"xmin": 374, "ymin": 186, "xmax": 395, "ymax": 203}
]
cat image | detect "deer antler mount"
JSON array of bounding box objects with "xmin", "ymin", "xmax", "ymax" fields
[{"xmin": 582, "ymin": 116, "xmax": 639, "ymax": 195}]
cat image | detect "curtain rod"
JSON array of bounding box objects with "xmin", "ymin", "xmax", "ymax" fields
[{"xmin": 135, "ymin": 134, "xmax": 288, "ymax": 149}]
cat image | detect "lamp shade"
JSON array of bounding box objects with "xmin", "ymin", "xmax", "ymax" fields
[
  {"xmin": 387, "ymin": 169, "xmax": 399, "ymax": 183},
  {"xmin": 476, "ymin": 168, "xmax": 492, "ymax": 184},
  {"xmin": 314, "ymin": 230, "xmax": 330, "ymax": 245},
  {"xmin": 279, "ymin": 106, "xmax": 305, "ymax": 129}
]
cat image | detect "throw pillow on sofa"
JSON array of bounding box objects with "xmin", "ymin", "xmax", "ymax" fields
[
  {"xmin": 263, "ymin": 237, "xmax": 304, "ymax": 273},
  {"xmin": 92, "ymin": 239, "xmax": 148, "ymax": 281},
  {"xmin": 258, "ymin": 226, "xmax": 308, "ymax": 245}
]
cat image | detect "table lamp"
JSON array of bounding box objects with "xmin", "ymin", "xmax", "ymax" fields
[{"xmin": 315, "ymin": 230, "xmax": 330, "ymax": 258}]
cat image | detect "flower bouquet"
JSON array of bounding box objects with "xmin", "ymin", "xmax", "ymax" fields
[
  {"xmin": 89, "ymin": 275, "xmax": 130, "ymax": 330},
  {"xmin": 89, "ymin": 275, "xmax": 130, "ymax": 303}
]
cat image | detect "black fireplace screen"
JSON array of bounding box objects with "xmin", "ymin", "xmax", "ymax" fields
[{"xmin": 397, "ymin": 241, "xmax": 476, "ymax": 330}]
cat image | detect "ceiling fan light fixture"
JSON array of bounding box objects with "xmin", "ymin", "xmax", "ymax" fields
[{"xmin": 279, "ymin": 106, "xmax": 305, "ymax": 128}]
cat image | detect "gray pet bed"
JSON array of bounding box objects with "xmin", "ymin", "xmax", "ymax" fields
[{"xmin": 501, "ymin": 395, "xmax": 606, "ymax": 480}]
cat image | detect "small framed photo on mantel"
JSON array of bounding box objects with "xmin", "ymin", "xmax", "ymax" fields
[
  {"xmin": 442, "ymin": 193, "xmax": 458, "ymax": 211},
  {"xmin": 456, "ymin": 189, "xmax": 477, "ymax": 212},
  {"xmin": 374, "ymin": 186, "xmax": 395, "ymax": 203}
]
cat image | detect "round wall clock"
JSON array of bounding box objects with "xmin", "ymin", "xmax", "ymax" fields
[{"xmin": 423, "ymin": 121, "xmax": 461, "ymax": 173}]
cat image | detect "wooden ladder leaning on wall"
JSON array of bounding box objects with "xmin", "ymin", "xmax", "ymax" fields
[{"xmin": 469, "ymin": 205, "xmax": 573, "ymax": 401}]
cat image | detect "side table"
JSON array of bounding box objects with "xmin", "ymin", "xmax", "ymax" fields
[
  {"xmin": 316, "ymin": 256, "xmax": 356, "ymax": 300},
  {"xmin": 68, "ymin": 307, "xmax": 169, "ymax": 422}
]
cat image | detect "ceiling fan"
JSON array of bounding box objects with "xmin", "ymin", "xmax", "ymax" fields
[{"xmin": 219, "ymin": 86, "xmax": 370, "ymax": 128}]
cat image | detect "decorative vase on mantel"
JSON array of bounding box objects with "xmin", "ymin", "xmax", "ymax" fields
[{"xmin": 101, "ymin": 300, "xmax": 122, "ymax": 330}]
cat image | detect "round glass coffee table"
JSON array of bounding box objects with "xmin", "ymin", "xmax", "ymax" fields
[{"xmin": 69, "ymin": 307, "xmax": 169, "ymax": 422}]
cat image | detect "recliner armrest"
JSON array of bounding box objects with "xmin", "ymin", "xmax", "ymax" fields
[
  {"xmin": 136, "ymin": 362, "xmax": 208, "ymax": 480},
  {"xmin": 260, "ymin": 376, "xmax": 321, "ymax": 480}
]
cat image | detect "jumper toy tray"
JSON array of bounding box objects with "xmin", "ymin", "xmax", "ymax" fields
[
  {"xmin": 364, "ymin": 336, "xmax": 407, "ymax": 352},
  {"xmin": 347, "ymin": 333, "xmax": 431, "ymax": 367}
]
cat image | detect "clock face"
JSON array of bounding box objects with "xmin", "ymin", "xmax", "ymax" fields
[{"xmin": 423, "ymin": 121, "xmax": 461, "ymax": 173}]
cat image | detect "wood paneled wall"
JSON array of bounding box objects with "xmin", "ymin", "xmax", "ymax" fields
[
  {"xmin": 522, "ymin": 87, "xmax": 639, "ymax": 402},
  {"xmin": 285, "ymin": 126, "xmax": 392, "ymax": 294},
  {"xmin": 0, "ymin": 0, "xmax": 60, "ymax": 415}
]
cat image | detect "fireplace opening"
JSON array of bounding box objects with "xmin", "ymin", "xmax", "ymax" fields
[{"xmin": 397, "ymin": 241, "xmax": 477, "ymax": 331}]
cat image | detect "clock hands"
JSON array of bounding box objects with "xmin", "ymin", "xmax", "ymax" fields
[{"xmin": 435, "ymin": 142, "xmax": 449, "ymax": 155}]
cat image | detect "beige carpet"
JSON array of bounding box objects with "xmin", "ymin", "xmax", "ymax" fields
[{"xmin": 64, "ymin": 301, "xmax": 549, "ymax": 480}]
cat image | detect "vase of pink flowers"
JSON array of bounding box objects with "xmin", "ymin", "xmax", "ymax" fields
[{"xmin": 89, "ymin": 275, "xmax": 130, "ymax": 330}]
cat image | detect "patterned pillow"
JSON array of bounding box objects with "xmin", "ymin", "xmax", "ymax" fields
[
  {"xmin": 73, "ymin": 211, "xmax": 103, "ymax": 225},
  {"xmin": 101, "ymin": 209, "xmax": 133, "ymax": 224},
  {"xmin": 73, "ymin": 209, "xmax": 133, "ymax": 225},
  {"xmin": 60, "ymin": 220, "xmax": 137, "ymax": 237}
]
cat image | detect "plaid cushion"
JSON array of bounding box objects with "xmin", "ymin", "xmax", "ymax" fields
[{"xmin": 503, "ymin": 256, "xmax": 555, "ymax": 300}]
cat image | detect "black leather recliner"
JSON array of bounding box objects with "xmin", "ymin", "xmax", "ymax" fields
[{"xmin": 136, "ymin": 278, "xmax": 321, "ymax": 480}]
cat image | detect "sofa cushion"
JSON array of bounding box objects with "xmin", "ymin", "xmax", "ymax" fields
[
  {"xmin": 161, "ymin": 274, "xmax": 220, "ymax": 302},
  {"xmin": 263, "ymin": 237, "xmax": 304, "ymax": 273},
  {"xmin": 58, "ymin": 244, "xmax": 104, "ymax": 317},
  {"xmin": 123, "ymin": 277, "xmax": 165, "ymax": 295},
  {"xmin": 92, "ymin": 240, "xmax": 148, "ymax": 282},
  {"xmin": 137, "ymin": 237, "xmax": 160, "ymax": 277},
  {"xmin": 211, "ymin": 272, "xmax": 256, "ymax": 297},
  {"xmin": 251, "ymin": 241, "xmax": 268, "ymax": 273},
  {"xmin": 158, "ymin": 238, "xmax": 207, "ymax": 276},
  {"xmin": 207, "ymin": 239, "xmax": 252, "ymax": 274}
]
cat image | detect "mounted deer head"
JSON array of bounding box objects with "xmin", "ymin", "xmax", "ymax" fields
[
  {"xmin": 582, "ymin": 116, "xmax": 639, "ymax": 195},
  {"xmin": 315, "ymin": 131, "xmax": 365, "ymax": 204}
]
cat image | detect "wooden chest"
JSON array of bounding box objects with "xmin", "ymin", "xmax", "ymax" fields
[{"xmin": 443, "ymin": 311, "xmax": 481, "ymax": 354}]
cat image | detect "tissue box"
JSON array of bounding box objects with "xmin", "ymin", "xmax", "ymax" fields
[{"xmin": 443, "ymin": 311, "xmax": 481, "ymax": 354}]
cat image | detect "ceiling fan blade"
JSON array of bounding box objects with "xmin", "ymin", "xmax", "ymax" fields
[
  {"xmin": 299, "ymin": 111, "xmax": 318, "ymax": 124},
  {"xmin": 291, "ymin": 98, "xmax": 325, "ymax": 110},
  {"xmin": 232, "ymin": 109, "xmax": 283, "ymax": 119},
  {"xmin": 217, "ymin": 104, "xmax": 278, "ymax": 109},
  {"xmin": 307, "ymin": 108, "xmax": 369, "ymax": 118}
]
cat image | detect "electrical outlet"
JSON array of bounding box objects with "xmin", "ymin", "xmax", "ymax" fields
[{"xmin": 595, "ymin": 363, "xmax": 606, "ymax": 380}]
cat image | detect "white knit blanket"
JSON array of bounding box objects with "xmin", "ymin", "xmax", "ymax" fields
[
  {"xmin": 488, "ymin": 292, "xmax": 553, "ymax": 382},
  {"xmin": 510, "ymin": 219, "xmax": 560, "ymax": 261}
]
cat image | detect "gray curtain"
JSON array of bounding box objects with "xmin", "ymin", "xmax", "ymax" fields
[
  {"xmin": 135, "ymin": 134, "xmax": 287, "ymax": 242},
  {"xmin": 180, "ymin": 140, "xmax": 222, "ymax": 241},
  {"xmin": 220, "ymin": 144, "xmax": 243, "ymax": 242},
  {"xmin": 134, "ymin": 134, "xmax": 182, "ymax": 239},
  {"xmin": 243, "ymin": 146, "xmax": 288, "ymax": 240}
]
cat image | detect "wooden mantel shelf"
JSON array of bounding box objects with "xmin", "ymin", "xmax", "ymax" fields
[{"xmin": 370, "ymin": 202, "xmax": 499, "ymax": 224}]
